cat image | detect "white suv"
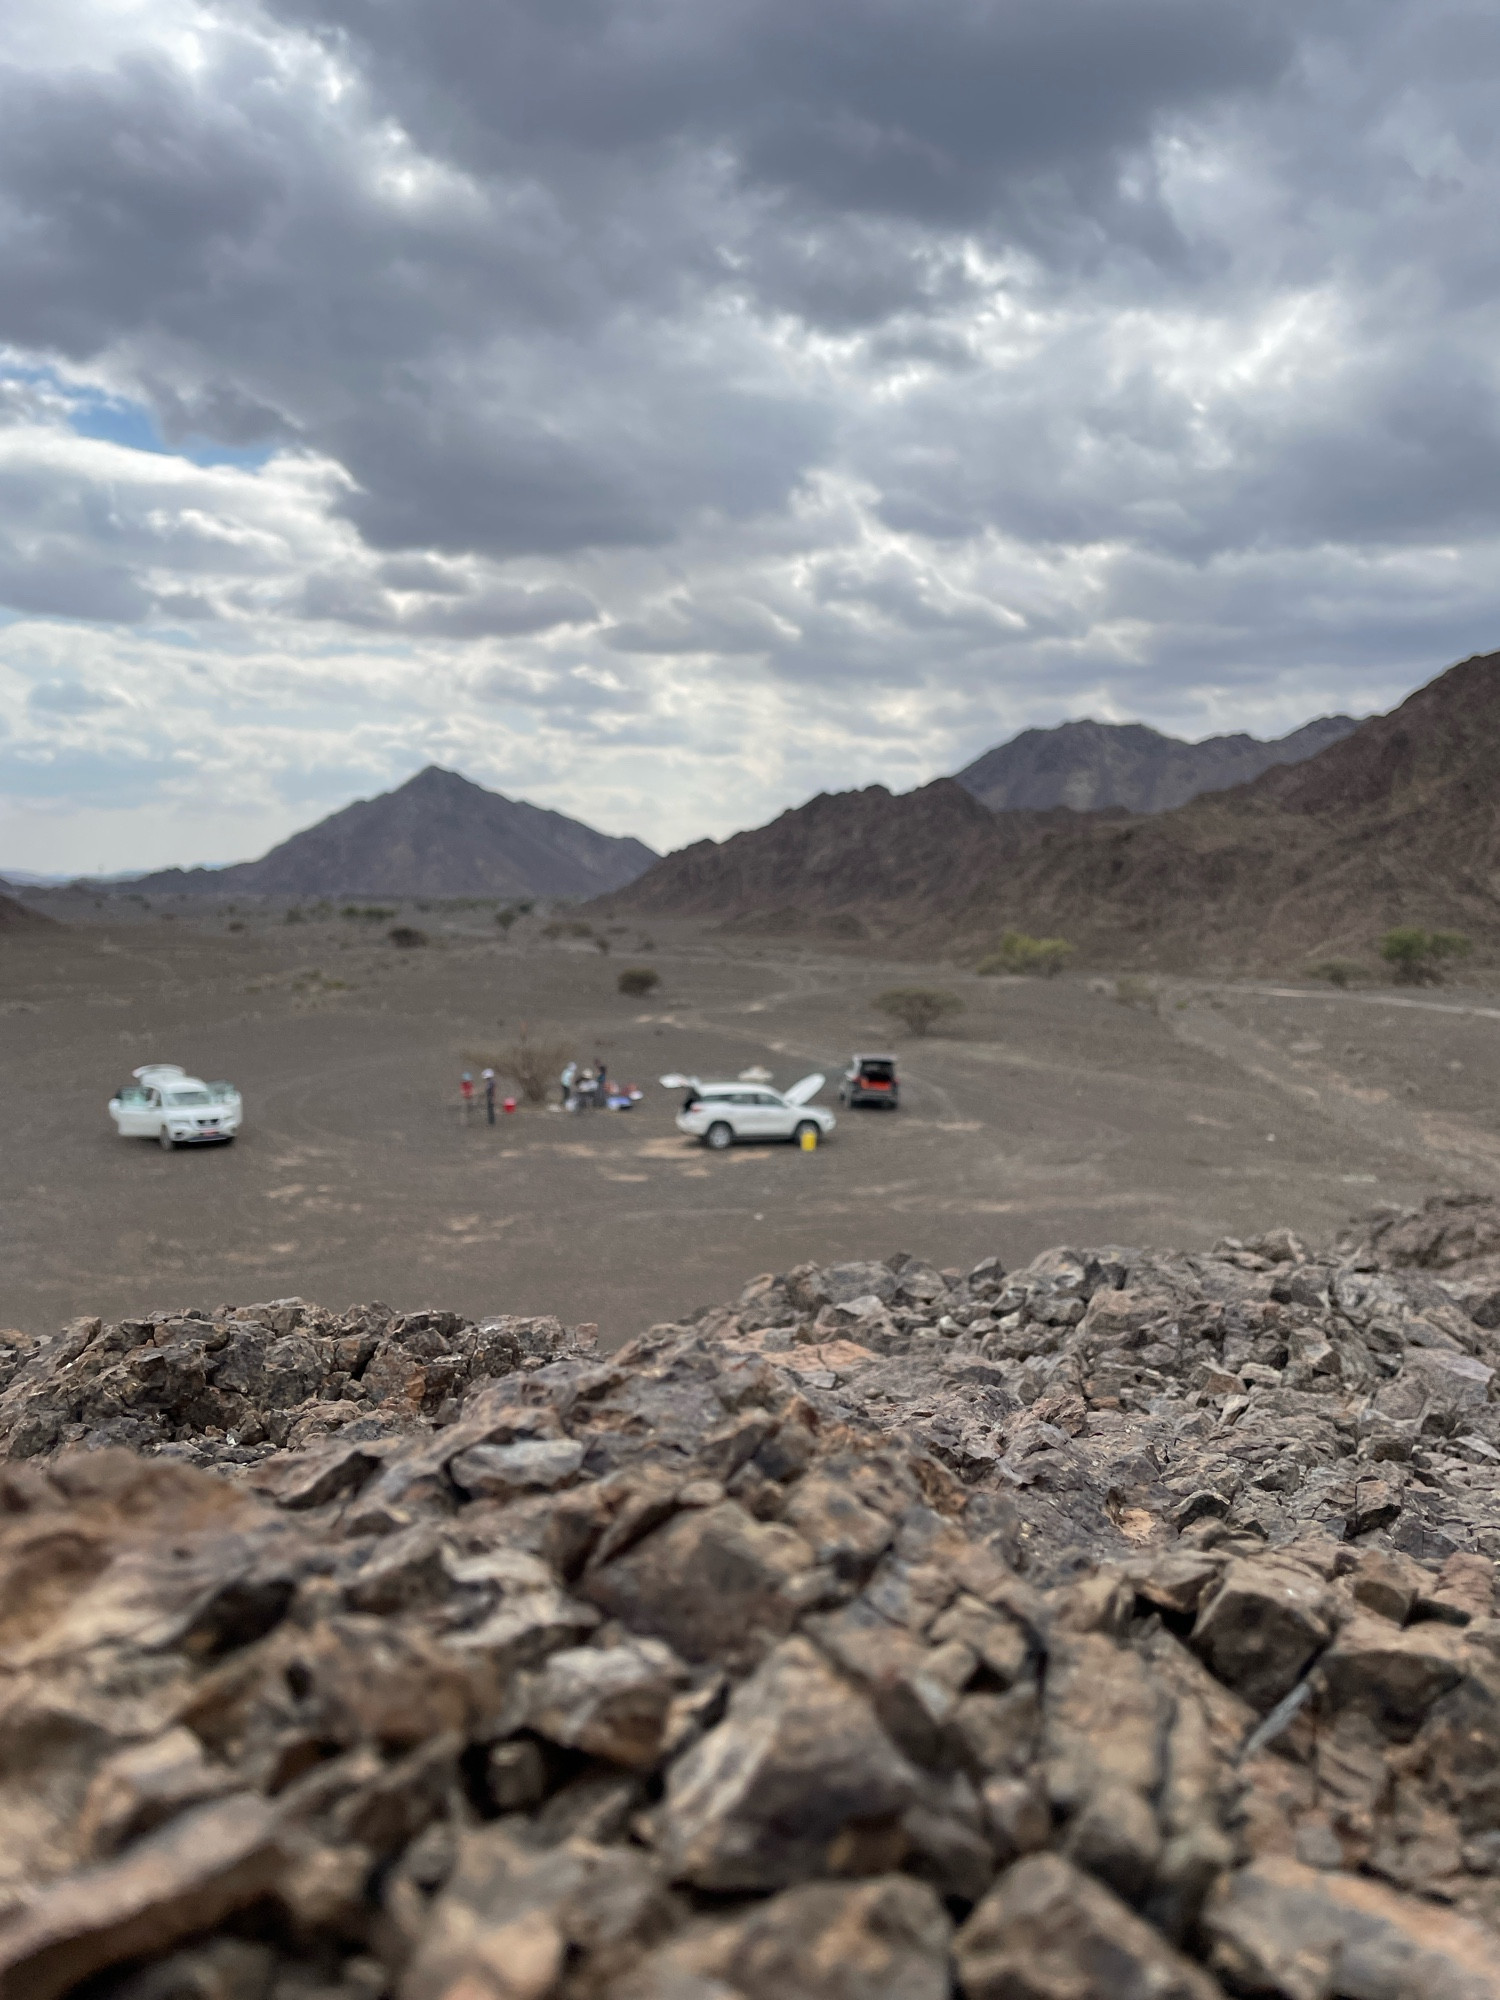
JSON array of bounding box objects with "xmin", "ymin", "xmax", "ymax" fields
[
  {"xmin": 109, "ymin": 1065, "xmax": 243, "ymax": 1150},
  {"xmin": 666, "ymin": 1073, "xmax": 835, "ymax": 1151}
]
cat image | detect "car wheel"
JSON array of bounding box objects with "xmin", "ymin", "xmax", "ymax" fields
[
  {"xmin": 793, "ymin": 1120, "xmax": 819, "ymax": 1146},
  {"xmin": 704, "ymin": 1121, "xmax": 734, "ymax": 1151},
  {"xmin": 158, "ymin": 1130, "xmax": 175, "ymax": 1151}
]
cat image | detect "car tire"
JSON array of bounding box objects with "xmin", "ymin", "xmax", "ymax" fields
[
  {"xmin": 158, "ymin": 1130, "xmax": 175, "ymax": 1151},
  {"xmin": 704, "ymin": 1121, "xmax": 734, "ymax": 1151},
  {"xmin": 793, "ymin": 1120, "xmax": 819, "ymax": 1146}
]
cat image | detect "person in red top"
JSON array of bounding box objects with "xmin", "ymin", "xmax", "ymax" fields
[{"xmin": 460, "ymin": 1071, "xmax": 475, "ymax": 1119}]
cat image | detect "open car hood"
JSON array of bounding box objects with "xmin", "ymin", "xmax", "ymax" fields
[{"xmin": 783, "ymin": 1072, "xmax": 825, "ymax": 1106}]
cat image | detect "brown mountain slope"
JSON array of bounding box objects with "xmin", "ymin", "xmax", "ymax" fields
[
  {"xmin": 606, "ymin": 651, "xmax": 1500, "ymax": 971},
  {"xmin": 956, "ymin": 712, "xmax": 1358, "ymax": 812},
  {"xmin": 0, "ymin": 891, "xmax": 58, "ymax": 932},
  {"xmin": 983, "ymin": 649, "xmax": 1500, "ymax": 967},
  {"xmin": 114, "ymin": 767, "xmax": 657, "ymax": 901},
  {"xmin": 609, "ymin": 779, "xmax": 1042, "ymax": 921}
]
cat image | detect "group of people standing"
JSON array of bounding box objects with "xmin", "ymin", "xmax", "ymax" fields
[
  {"xmin": 459, "ymin": 1068, "xmax": 509, "ymax": 1124},
  {"xmin": 561, "ymin": 1058, "xmax": 610, "ymax": 1110}
]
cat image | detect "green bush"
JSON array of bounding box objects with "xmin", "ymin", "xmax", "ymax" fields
[
  {"xmin": 388, "ymin": 926, "xmax": 428, "ymax": 949},
  {"xmin": 874, "ymin": 987, "xmax": 964, "ymax": 1036},
  {"xmin": 978, "ymin": 931, "xmax": 1075, "ymax": 978},
  {"xmin": 1307, "ymin": 959, "xmax": 1367, "ymax": 988},
  {"xmin": 1380, "ymin": 928, "xmax": 1472, "ymax": 985},
  {"xmin": 618, "ymin": 966, "xmax": 661, "ymax": 997}
]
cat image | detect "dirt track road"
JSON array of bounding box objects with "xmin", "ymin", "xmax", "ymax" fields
[{"xmin": 4, "ymin": 909, "xmax": 1498, "ymax": 1340}]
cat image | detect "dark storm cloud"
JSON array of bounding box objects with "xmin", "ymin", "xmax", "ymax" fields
[
  {"xmin": 4, "ymin": 0, "xmax": 1500, "ymax": 868},
  {"xmin": 267, "ymin": 0, "xmax": 1296, "ymax": 234}
]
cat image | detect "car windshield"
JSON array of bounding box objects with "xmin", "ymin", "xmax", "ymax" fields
[{"xmin": 165, "ymin": 1089, "xmax": 211, "ymax": 1106}]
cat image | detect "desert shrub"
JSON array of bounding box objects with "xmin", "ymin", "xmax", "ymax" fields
[
  {"xmin": 284, "ymin": 907, "xmax": 305, "ymax": 925},
  {"xmin": 978, "ymin": 931, "xmax": 1075, "ymax": 977},
  {"xmin": 826, "ymin": 913, "xmax": 867, "ymax": 939},
  {"xmin": 542, "ymin": 918, "xmax": 594, "ymax": 940},
  {"xmin": 1431, "ymin": 930, "xmax": 1473, "ymax": 961},
  {"xmin": 388, "ymin": 925, "xmax": 428, "ymax": 949},
  {"xmin": 341, "ymin": 904, "xmax": 397, "ymax": 921},
  {"xmin": 1381, "ymin": 928, "xmax": 1472, "ymax": 985},
  {"xmin": 495, "ymin": 902, "xmax": 532, "ymax": 932},
  {"xmin": 1308, "ymin": 958, "xmax": 1367, "ymax": 988},
  {"xmin": 227, "ymin": 921, "xmax": 245, "ymax": 933},
  {"xmin": 618, "ymin": 966, "xmax": 660, "ymax": 997},
  {"xmin": 494, "ymin": 1034, "xmax": 571, "ymax": 1105},
  {"xmin": 594, "ymin": 935, "xmax": 611, "ymax": 954},
  {"xmin": 874, "ymin": 987, "xmax": 964, "ymax": 1036},
  {"xmin": 1114, "ymin": 975, "xmax": 1158, "ymax": 1014}
]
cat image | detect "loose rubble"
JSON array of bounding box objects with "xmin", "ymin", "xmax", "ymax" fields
[{"xmin": 3, "ymin": 1195, "xmax": 1500, "ymax": 1997}]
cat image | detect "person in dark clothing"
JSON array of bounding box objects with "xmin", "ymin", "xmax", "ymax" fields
[
  {"xmin": 594, "ymin": 1057, "xmax": 608, "ymax": 1109},
  {"xmin": 483, "ymin": 1067, "xmax": 497, "ymax": 1125}
]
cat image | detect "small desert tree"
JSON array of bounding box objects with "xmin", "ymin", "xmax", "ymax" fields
[
  {"xmin": 978, "ymin": 931, "xmax": 1075, "ymax": 978},
  {"xmin": 495, "ymin": 1033, "xmax": 571, "ymax": 1104},
  {"xmin": 617, "ymin": 966, "xmax": 661, "ymax": 997},
  {"xmin": 874, "ymin": 987, "xmax": 964, "ymax": 1036},
  {"xmin": 1381, "ymin": 928, "xmax": 1472, "ymax": 985},
  {"xmin": 1307, "ymin": 959, "xmax": 1367, "ymax": 988}
]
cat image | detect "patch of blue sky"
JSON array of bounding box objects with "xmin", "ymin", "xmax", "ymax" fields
[
  {"xmin": 5, "ymin": 362, "xmax": 276, "ymax": 470},
  {"xmin": 69, "ymin": 393, "xmax": 275, "ymax": 470}
]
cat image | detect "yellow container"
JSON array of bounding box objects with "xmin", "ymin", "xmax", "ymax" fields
[{"xmin": 800, "ymin": 1127, "xmax": 818, "ymax": 1152}]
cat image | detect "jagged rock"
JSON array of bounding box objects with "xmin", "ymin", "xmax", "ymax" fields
[
  {"xmin": 655, "ymin": 1636, "xmax": 921, "ymax": 1889},
  {"xmin": 582, "ymin": 1502, "xmax": 816, "ymax": 1669},
  {"xmin": 1320, "ymin": 1614, "xmax": 1469, "ymax": 1732},
  {"xmin": 728, "ymin": 1874, "xmax": 950, "ymax": 2000},
  {"xmin": 2, "ymin": 1205, "xmax": 1500, "ymax": 1996},
  {"xmin": 1190, "ymin": 1557, "xmax": 1334, "ymax": 1709},
  {"xmin": 402, "ymin": 1823, "xmax": 677, "ymax": 2000},
  {"xmin": 0, "ymin": 1794, "xmax": 285, "ymax": 2000},
  {"xmin": 954, "ymin": 1852, "xmax": 1221, "ymax": 1999},
  {"xmin": 1204, "ymin": 1854, "xmax": 1500, "ymax": 1999},
  {"xmin": 523, "ymin": 1638, "xmax": 689, "ymax": 1770}
]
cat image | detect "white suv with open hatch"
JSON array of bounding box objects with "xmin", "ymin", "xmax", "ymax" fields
[{"xmin": 666, "ymin": 1073, "xmax": 835, "ymax": 1150}]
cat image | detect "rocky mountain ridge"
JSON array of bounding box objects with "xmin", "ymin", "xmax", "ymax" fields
[
  {"xmin": 4, "ymin": 1196, "xmax": 1500, "ymax": 1997},
  {"xmin": 103, "ymin": 767, "xmax": 657, "ymax": 902},
  {"xmin": 955, "ymin": 715, "xmax": 1358, "ymax": 815},
  {"xmin": 606, "ymin": 650, "xmax": 1500, "ymax": 968}
]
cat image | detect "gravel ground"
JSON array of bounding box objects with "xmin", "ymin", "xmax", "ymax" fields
[{"xmin": 4, "ymin": 902, "xmax": 1499, "ymax": 1341}]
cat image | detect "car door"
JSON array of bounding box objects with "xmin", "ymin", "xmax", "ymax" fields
[
  {"xmin": 114, "ymin": 1088, "xmax": 153, "ymax": 1136},
  {"xmin": 744, "ymin": 1090, "xmax": 791, "ymax": 1139}
]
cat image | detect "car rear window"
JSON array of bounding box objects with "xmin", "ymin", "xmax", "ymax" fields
[{"xmin": 859, "ymin": 1063, "xmax": 895, "ymax": 1082}]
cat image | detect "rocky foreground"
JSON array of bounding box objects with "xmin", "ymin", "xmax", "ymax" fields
[{"xmin": 5, "ymin": 1200, "xmax": 1500, "ymax": 1999}]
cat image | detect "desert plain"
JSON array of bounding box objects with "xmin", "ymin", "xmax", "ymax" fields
[{"xmin": 5, "ymin": 897, "xmax": 1500, "ymax": 1342}]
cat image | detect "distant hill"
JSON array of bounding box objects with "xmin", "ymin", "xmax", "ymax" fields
[
  {"xmin": 955, "ymin": 714, "xmax": 1359, "ymax": 813},
  {"xmin": 118, "ymin": 767, "xmax": 657, "ymax": 901},
  {"xmin": 604, "ymin": 654, "xmax": 1500, "ymax": 971},
  {"xmin": 0, "ymin": 890, "xmax": 58, "ymax": 932}
]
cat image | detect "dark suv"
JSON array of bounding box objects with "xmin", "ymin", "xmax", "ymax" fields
[{"xmin": 838, "ymin": 1054, "xmax": 899, "ymax": 1109}]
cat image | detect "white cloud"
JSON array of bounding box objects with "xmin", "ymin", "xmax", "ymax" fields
[{"xmin": 0, "ymin": 0, "xmax": 1498, "ymax": 871}]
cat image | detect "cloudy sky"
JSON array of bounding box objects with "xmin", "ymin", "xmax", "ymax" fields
[{"xmin": 2, "ymin": 0, "xmax": 1499, "ymax": 872}]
